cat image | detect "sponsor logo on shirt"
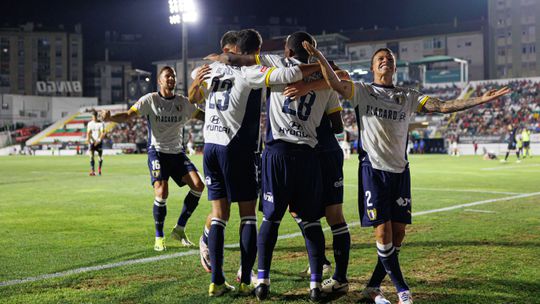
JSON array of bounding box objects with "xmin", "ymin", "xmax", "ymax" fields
[
  {"xmin": 260, "ymin": 66, "xmax": 269, "ymax": 73},
  {"xmin": 365, "ymin": 105, "xmax": 406, "ymax": 121},
  {"xmin": 206, "ymin": 115, "xmax": 230, "ymax": 134},
  {"xmin": 278, "ymin": 121, "xmax": 309, "ymax": 138},
  {"xmin": 334, "ymin": 178, "xmax": 343, "ymax": 188}
]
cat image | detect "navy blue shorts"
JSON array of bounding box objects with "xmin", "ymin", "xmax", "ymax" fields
[
  {"xmin": 147, "ymin": 146, "xmax": 197, "ymax": 186},
  {"xmin": 507, "ymin": 142, "xmax": 516, "ymax": 150},
  {"xmin": 203, "ymin": 144, "xmax": 258, "ymax": 202},
  {"xmin": 319, "ymin": 150, "xmax": 344, "ymax": 206},
  {"xmin": 89, "ymin": 142, "xmax": 103, "ymax": 154},
  {"xmin": 358, "ymin": 164, "xmax": 412, "ymax": 227},
  {"xmin": 261, "ymin": 144, "xmax": 324, "ymax": 222},
  {"xmin": 523, "ymin": 141, "xmax": 530, "ymax": 148}
]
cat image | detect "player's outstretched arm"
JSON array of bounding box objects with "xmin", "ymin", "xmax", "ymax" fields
[
  {"xmin": 188, "ymin": 64, "xmax": 211, "ymax": 104},
  {"xmin": 204, "ymin": 53, "xmax": 257, "ymax": 66},
  {"xmin": 100, "ymin": 108, "xmax": 137, "ymax": 123},
  {"xmin": 303, "ymin": 41, "xmax": 353, "ymax": 99},
  {"xmin": 283, "ymin": 70, "xmax": 351, "ymax": 100},
  {"xmin": 421, "ymin": 87, "xmax": 511, "ymax": 114}
]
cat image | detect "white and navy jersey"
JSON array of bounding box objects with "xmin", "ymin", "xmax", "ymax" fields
[
  {"xmin": 257, "ymin": 54, "xmax": 342, "ymax": 148},
  {"xmin": 196, "ymin": 61, "xmax": 303, "ymax": 151},
  {"xmin": 87, "ymin": 120, "xmax": 104, "ymax": 143},
  {"xmin": 130, "ymin": 92, "xmax": 196, "ymax": 154},
  {"xmin": 349, "ymin": 81, "xmax": 429, "ymax": 173}
]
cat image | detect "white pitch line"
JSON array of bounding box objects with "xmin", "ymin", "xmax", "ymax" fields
[
  {"xmin": 481, "ymin": 164, "xmax": 540, "ymax": 171},
  {"xmin": 463, "ymin": 209, "xmax": 498, "ymax": 214},
  {"xmin": 344, "ymin": 184, "xmax": 518, "ymax": 195},
  {"xmin": 2, "ymin": 191, "xmax": 540, "ymax": 287}
]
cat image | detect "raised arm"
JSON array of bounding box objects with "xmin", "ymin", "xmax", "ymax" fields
[
  {"xmin": 303, "ymin": 41, "xmax": 354, "ymax": 99},
  {"xmin": 100, "ymin": 108, "xmax": 137, "ymax": 123},
  {"xmin": 204, "ymin": 53, "xmax": 257, "ymax": 66},
  {"xmin": 283, "ymin": 70, "xmax": 351, "ymax": 100},
  {"xmin": 421, "ymin": 87, "xmax": 511, "ymax": 114},
  {"xmin": 188, "ymin": 64, "xmax": 211, "ymax": 104}
]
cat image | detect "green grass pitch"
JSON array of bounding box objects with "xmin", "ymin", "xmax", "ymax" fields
[{"xmin": 0, "ymin": 154, "xmax": 539, "ymax": 303}]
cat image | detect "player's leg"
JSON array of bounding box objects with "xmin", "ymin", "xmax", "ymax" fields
[
  {"xmin": 290, "ymin": 211, "xmax": 332, "ymax": 277},
  {"xmin": 322, "ymin": 204, "xmax": 350, "ymax": 294},
  {"xmin": 359, "ymin": 166, "xmax": 396, "ymax": 304},
  {"xmin": 97, "ymin": 147, "xmax": 103, "ymax": 175},
  {"xmin": 152, "ymin": 180, "xmax": 169, "ymax": 251},
  {"xmin": 203, "ymin": 144, "xmax": 235, "ymax": 296},
  {"xmin": 293, "ymin": 152, "xmax": 327, "ymax": 301},
  {"xmin": 319, "ymin": 150, "xmax": 349, "ymax": 293},
  {"xmin": 148, "ymin": 148, "xmax": 169, "ymax": 251},
  {"xmin": 171, "ymin": 167, "xmax": 204, "ymax": 246},
  {"xmin": 89, "ymin": 146, "xmax": 96, "ymax": 175},
  {"xmin": 255, "ymin": 150, "xmax": 288, "ymax": 300},
  {"xmin": 199, "ymin": 213, "xmax": 213, "ymax": 272},
  {"xmin": 237, "ymin": 199, "xmax": 257, "ymax": 293}
]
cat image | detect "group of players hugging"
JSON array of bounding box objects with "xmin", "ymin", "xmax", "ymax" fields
[{"xmin": 101, "ymin": 28, "xmax": 509, "ymax": 303}]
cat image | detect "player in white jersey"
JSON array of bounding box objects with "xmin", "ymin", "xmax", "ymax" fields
[
  {"xmin": 190, "ymin": 29, "xmax": 320, "ymax": 297},
  {"xmin": 304, "ymin": 42, "xmax": 510, "ymax": 304},
  {"xmin": 101, "ymin": 66, "xmax": 205, "ymax": 252},
  {"xmin": 208, "ymin": 32, "xmax": 351, "ymax": 301},
  {"xmin": 86, "ymin": 110, "xmax": 105, "ymax": 176}
]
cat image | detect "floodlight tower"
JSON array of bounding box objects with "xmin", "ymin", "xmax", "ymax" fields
[{"xmin": 168, "ymin": 0, "xmax": 198, "ymax": 96}]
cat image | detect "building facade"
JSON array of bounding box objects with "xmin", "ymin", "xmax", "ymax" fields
[
  {"xmin": 488, "ymin": 0, "xmax": 540, "ymax": 78},
  {"xmin": 0, "ymin": 23, "xmax": 83, "ymax": 96}
]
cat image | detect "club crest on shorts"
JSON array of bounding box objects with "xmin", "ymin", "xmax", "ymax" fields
[
  {"xmin": 205, "ymin": 176, "xmax": 211, "ymax": 185},
  {"xmin": 367, "ymin": 208, "xmax": 377, "ymax": 221},
  {"xmin": 152, "ymin": 170, "xmax": 160, "ymax": 178}
]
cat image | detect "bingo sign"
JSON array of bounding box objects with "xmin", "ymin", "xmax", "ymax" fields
[{"xmin": 36, "ymin": 81, "xmax": 82, "ymax": 94}]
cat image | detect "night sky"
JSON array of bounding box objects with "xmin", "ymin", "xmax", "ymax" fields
[{"xmin": 1, "ymin": 0, "xmax": 487, "ymax": 70}]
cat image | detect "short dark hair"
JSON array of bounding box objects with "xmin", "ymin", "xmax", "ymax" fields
[
  {"xmin": 370, "ymin": 48, "xmax": 395, "ymax": 69},
  {"xmin": 220, "ymin": 31, "xmax": 237, "ymax": 48},
  {"xmin": 159, "ymin": 66, "xmax": 175, "ymax": 77},
  {"xmin": 236, "ymin": 29, "xmax": 262, "ymax": 55},
  {"xmin": 286, "ymin": 31, "xmax": 316, "ymax": 63},
  {"xmin": 91, "ymin": 110, "xmax": 97, "ymax": 117}
]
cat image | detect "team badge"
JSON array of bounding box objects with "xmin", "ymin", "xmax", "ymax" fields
[
  {"xmin": 205, "ymin": 176, "xmax": 211, "ymax": 185},
  {"xmin": 152, "ymin": 170, "xmax": 160, "ymax": 178},
  {"xmin": 367, "ymin": 208, "xmax": 377, "ymax": 221}
]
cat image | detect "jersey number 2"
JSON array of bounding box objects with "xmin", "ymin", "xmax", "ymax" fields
[{"xmin": 281, "ymin": 92, "xmax": 316, "ymax": 121}]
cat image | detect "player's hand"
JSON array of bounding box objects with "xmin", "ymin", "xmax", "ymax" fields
[
  {"xmin": 481, "ymin": 87, "xmax": 511, "ymax": 102},
  {"xmin": 194, "ymin": 64, "xmax": 211, "ymax": 86},
  {"xmin": 303, "ymin": 41, "xmax": 322, "ymax": 59},
  {"xmin": 284, "ymin": 81, "xmax": 309, "ymax": 100},
  {"xmin": 100, "ymin": 110, "xmax": 111, "ymax": 122},
  {"xmin": 203, "ymin": 53, "xmax": 220, "ymax": 62}
]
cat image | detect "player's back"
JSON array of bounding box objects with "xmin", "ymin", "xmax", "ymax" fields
[
  {"xmin": 259, "ymin": 55, "xmax": 339, "ymax": 149},
  {"xmin": 203, "ymin": 62, "xmax": 263, "ymax": 152}
]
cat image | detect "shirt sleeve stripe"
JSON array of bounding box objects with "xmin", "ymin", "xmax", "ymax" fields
[
  {"xmin": 265, "ymin": 67, "xmax": 277, "ymax": 87},
  {"xmin": 326, "ymin": 106, "xmax": 343, "ymax": 115},
  {"xmin": 346, "ymin": 80, "xmax": 355, "ymax": 100},
  {"xmin": 255, "ymin": 54, "xmax": 261, "ymax": 65},
  {"xmin": 417, "ymin": 96, "xmax": 430, "ymax": 112},
  {"xmin": 129, "ymin": 106, "xmax": 140, "ymax": 115}
]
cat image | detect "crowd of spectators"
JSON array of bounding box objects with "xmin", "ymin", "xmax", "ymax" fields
[{"xmin": 444, "ymin": 79, "xmax": 540, "ymax": 137}]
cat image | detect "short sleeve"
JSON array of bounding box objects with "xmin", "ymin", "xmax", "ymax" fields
[
  {"xmin": 348, "ymin": 81, "xmax": 369, "ymax": 108},
  {"xmin": 131, "ymin": 93, "xmax": 153, "ymax": 116},
  {"xmin": 408, "ymin": 89, "xmax": 430, "ymax": 114},
  {"xmin": 256, "ymin": 54, "xmax": 285, "ymax": 67},
  {"xmin": 325, "ymin": 91, "xmax": 342, "ymax": 115}
]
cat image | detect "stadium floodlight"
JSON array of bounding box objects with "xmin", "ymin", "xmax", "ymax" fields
[{"xmin": 168, "ymin": 0, "xmax": 198, "ymax": 96}]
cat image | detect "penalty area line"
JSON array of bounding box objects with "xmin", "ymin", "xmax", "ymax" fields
[{"xmin": 1, "ymin": 191, "xmax": 539, "ymax": 287}]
